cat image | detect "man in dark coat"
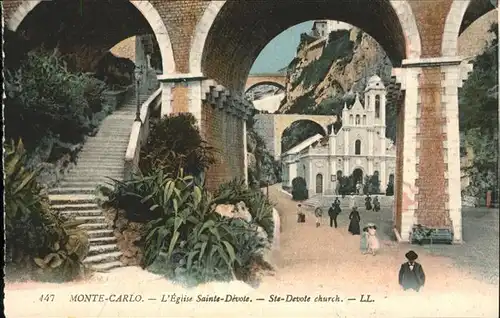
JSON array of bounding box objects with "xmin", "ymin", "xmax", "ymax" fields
[
  {"xmin": 365, "ymin": 194, "xmax": 372, "ymax": 210},
  {"xmin": 399, "ymin": 250, "xmax": 426, "ymax": 292},
  {"xmin": 328, "ymin": 202, "xmax": 339, "ymax": 228}
]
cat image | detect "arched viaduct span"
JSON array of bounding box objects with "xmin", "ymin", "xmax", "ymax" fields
[
  {"xmin": 245, "ymin": 73, "xmax": 287, "ymax": 93},
  {"xmin": 4, "ymin": 0, "xmax": 497, "ymax": 243},
  {"xmin": 252, "ymin": 114, "xmax": 338, "ymax": 160}
]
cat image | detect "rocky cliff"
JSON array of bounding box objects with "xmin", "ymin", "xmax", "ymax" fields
[
  {"xmin": 276, "ymin": 13, "xmax": 497, "ymax": 141},
  {"xmin": 278, "ymin": 28, "xmax": 392, "ymax": 115}
]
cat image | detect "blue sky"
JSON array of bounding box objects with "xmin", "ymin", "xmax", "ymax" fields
[{"xmin": 250, "ymin": 21, "xmax": 313, "ymax": 74}]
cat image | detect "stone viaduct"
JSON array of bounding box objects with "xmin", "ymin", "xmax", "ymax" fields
[
  {"xmin": 245, "ymin": 73, "xmax": 287, "ymax": 93},
  {"xmin": 253, "ymin": 114, "xmax": 337, "ymax": 159},
  {"xmin": 4, "ymin": 0, "xmax": 497, "ymax": 243}
]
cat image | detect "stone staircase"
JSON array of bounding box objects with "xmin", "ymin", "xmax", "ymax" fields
[{"xmin": 48, "ymin": 87, "xmax": 155, "ymax": 272}]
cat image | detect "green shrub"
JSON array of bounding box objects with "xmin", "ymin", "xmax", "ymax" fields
[
  {"xmin": 291, "ymin": 177, "xmax": 308, "ymax": 201},
  {"xmin": 386, "ymin": 180, "xmax": 394, "ymax": 196},
  {"xmin": 4, "ymin": 50, "xmax": 107, "ymax": 151},
  {"xmin": 363, "ymin": 174, "xmax": 381, "ymax": 194},
  {"xmin": 5, "ymin": 139, "xmax": 89, "ymax": 282},
  {"xmin": 140, "ymin": 113, "xmax": 216, "ymax": 178},
  {"xmin": 102, "ymin": 171, "xmax": 268, "ymax": 286}
]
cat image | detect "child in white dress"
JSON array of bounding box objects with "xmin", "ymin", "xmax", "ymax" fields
[{"xmin": 366, "ymin": 223, "xmax": 380, "ymax": 255}]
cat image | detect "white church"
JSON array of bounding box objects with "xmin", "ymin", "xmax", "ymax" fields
[{"xmin": 281, "ymin": 75, "xmax": 396, "ymax": 195}]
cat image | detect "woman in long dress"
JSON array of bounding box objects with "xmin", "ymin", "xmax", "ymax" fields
[
  {"xmin": 348, "ymin": 206, "xmax": 361, "ymax": 235},
  {"xmin": 366, "ymin": 223, "xmax": 380, "ymax": 255}
]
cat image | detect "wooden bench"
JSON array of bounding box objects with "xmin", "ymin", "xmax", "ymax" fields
[{"xmin": 410, "ymin": 226, "xmax": 454, "ymax": 245}]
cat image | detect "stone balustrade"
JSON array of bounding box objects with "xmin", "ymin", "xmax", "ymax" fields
[{"xmin": 124, "ymin": 87, "xmax": 162, "ymax": 180}]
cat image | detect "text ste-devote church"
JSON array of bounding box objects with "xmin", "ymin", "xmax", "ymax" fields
[{"xmin": 281, "ymin": 75, "xmax": 396, "ymax": 195}]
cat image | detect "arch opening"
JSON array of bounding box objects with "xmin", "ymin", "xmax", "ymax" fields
[
  {"xmin": 281, "ymin": 119, "xmax": 329, "ymax": 154},
  {"xmin": 316, "ymin": 173, "xmax": 324, "ymax": 194},
  {"xmin": 352, "ymin": 168, "xmax": 364, "ymax": 187},
  {"xmin": 7, "ymin": 0, "xmax": 175, "ymax": 73},
  {"xmin": 194, "ymin": 0, "xmax": 421, "ymax": 92}
]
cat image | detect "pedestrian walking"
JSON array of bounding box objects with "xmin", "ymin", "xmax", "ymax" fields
[
  {"xmin": 398, "ymin": 250, "xmax": 426, "ymax": 292},
  {"xmin": 297, "ymin": 204, "xmax": 306, "ymax": 223},
  {"xmin": 348, "ymin": 206, "xmax": 361, "ymax": 235},
  {"xmin": 314, "ymin": 207, "xmax": 323, "ymax": 227},
  {"xmin": 373, "ymin": 196, "xmax": 380, "ymax": 212},
  {"xmin": 365, "ymin": 194, "xmax": 372, "ymax": 211},
  {"xmin": 328, "ymin": 202, "xmax": 340, "ymax": 228}
]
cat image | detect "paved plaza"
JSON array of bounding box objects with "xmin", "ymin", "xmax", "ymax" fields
[{"xmin": 4, "ymin": 185, "xmax": 499, "ymax": 317}]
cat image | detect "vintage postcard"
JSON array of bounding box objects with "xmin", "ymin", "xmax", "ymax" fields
[{"xmin": 3, "ymin": 0, "xmax": 499, "ymax": 317}]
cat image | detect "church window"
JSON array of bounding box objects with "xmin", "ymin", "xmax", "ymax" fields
[
  {"xmin": 362, "ymin": 115, "xmax": 366, "ymax": 125},
  {"xmin": 349, "ymin": 114, "xmax": 353, "ymax": 125},
  {"xmin": 375, "ymin": 95, "xmax": 381, "ymax": 118},
  {"xmin": 355, "ymin": 140, "xmax": 361, "ymax": 155},
  {"xmin": 367, "ymin": 95, "xmax": 370, "ymax": 108},
  {"xmin": 355, "ymin": 115, "xmax": 360, "ymax": 125}
]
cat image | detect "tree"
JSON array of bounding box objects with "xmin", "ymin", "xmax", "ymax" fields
[{"xmin": 459, "ymin": 23, "xmax": 498, "ymax": 200}]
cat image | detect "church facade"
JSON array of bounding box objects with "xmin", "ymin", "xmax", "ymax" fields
[{"xmin": 282, "ymin": 75, "xmax": 396, "ymax": 196}]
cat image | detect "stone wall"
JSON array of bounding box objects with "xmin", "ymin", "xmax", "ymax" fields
[
  {"xmin": 201, "ymin": 101, "xmax": 245, "ymax": 191},
  {"xmin": 253, "ymin": 114, "xmax": 275, "ymax": 155}
]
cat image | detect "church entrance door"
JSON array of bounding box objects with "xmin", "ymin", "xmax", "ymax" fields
[
  {"xmin": 316, "ymin": 174, "xmax": 323, "ymax": 194},
  {"xmin": 352, "ymin": 168, "xmax": 363, "ymax": 189}
]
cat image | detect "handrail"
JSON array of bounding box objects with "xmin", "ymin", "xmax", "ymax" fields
[{"xmin": 124, "ymin": 87, "xmax": 162, "ymax": 180}]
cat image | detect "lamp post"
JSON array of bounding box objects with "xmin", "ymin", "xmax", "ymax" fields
[
  {"xmin": 266, "ymin": 178, "xmax": 270, "ymax": 199},
  {"xmin": 134, "ymin": 65, "xmax": 144, "ymax": 122}
]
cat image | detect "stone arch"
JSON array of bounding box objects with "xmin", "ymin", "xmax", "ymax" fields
[
  {"xmin": 189, "ymin": 0, "xmax": 422, "ymax": 77},
  {"xmin": 442, "ymin": 0, "xmax": 497, "ymax": 57},
  {"xmin": 245, "ymin": 81, "xmax": 286, "ymax": 94},
  {"xmin": 6, "ymin": 0, "xmax": 175, "ymax": 73}
]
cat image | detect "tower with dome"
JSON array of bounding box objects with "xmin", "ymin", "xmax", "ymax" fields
[{"xmin": 281, "ymin": 75, "xmax": 396, "ymax": 195}]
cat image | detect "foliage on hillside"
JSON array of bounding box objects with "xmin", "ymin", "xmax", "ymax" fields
[
  {"xmin": 246, "ymin": 112, "xmax": 281, "ymax": 187},
  {"xmin": 459, "ymin": 23, "xmax": 498, "ymax": 199},
  {"xmin": 5, "ymin": 140, "xmax": 90, "ymax": 282},
  {"xmin": 140, "ymin": 114, "xmax": 216, "ymax": 180}
]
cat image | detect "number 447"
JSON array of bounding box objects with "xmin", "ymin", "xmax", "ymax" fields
[{"xmin": 39, "ymin": 294, "xmax": 55, "ymax": 302}]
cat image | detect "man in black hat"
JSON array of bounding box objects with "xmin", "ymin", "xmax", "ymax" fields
[{"xmin": 398, "ymin": 250, "xmax": 426, "ymax": 292}]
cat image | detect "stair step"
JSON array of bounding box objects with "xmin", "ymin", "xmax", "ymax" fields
[
  {"xmin": 52, "ymin": 203, "xmax": 99, "ymax": 211},
  {"xmin": 78, "ymin": 223, "xmax": 109, "ymax": 230},
  {"xmin": 87, "ymin": 229, "xmax": 115, "ymax": 238},
  {"xmin": 49, "ymin": 194, "xmax": 96, "ymax": 205},
  {"xmin": 48, "ymin": 187, "xmax": 96, "ymax": 195},
  {"xmin": 59, "ymin": 209, "xmax": 103, "ymax": 217},
  {"xmin": 64, "ymin": 177, "xmax": 122, "ymax": 183},
  {"xmin": 88, "ymin": 244, "xmax": 119, "ymax": 256},
  {"xmin": 75, "ymin": 216, "xmax": 106, "ymax": 223},
  {"xmin": 89, "ymin": 236, "xmax": 117, "ymax": 244},
  {"xmin": 84, "ymin": 251, "xmax": 122, "ymax": 264},
  {"xmin": 89, "ymin": 261, "xmax": 123, "ymax": 272}
]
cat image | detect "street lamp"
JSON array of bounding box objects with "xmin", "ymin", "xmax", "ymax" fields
[{"xmin": 134, "ymin": 65, "xmax": 144, "ymax": 122}]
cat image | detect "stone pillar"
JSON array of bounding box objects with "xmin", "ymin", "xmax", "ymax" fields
[
  {"xmin": 160, "ymin": 81, "xmax": 173, "ymax": 117},
  {"xmin": 439, "ymin": 61, "xmax": 473, "ymax": 242},
  {"xmin": 343, "ymin": 157, "xmax": 349, "ymax": 175},
  {"xmin": 394, "ymin": 57, "xmax": 468, "ymax": 242},
  {"xmin": 344, "ymin": 128, "xmax": 349, "ymax": 155},
  {"xmin": 368, "ymin": 129, "xmax": 374, "ymax": 156},
  {"xmin": 368, "ymin": 158, "xmax": 373, "ymax": 176},
  {"xmin": 332, "ymin": 158, "xmax": 338, "ymax": 194},
  {"xmin": 243, "ymin": 120, "xmax": 248, "ymax": 186},
  {"xmin": 392, "ymin": 66, "xmax": 420, "ymax": 242},
  {"xmin": 380, "ymin": 160, "xmax": 387, "ymax": 192},
  {"xmin": 381, "ymin": 94, "xmax": 387, "ymax": 126},
  {"xmin": 157, "ymin": 73, "xmax": 205, "ymax": 126}
]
